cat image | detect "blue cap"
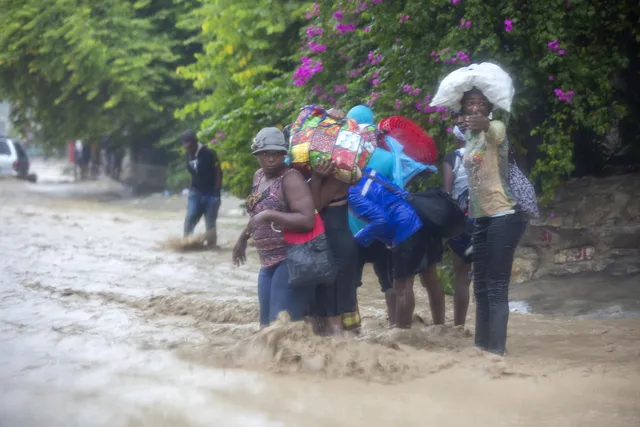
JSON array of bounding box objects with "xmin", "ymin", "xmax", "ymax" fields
[{"xmin": 346, "ymin": 105, "xmax": 375, "ymax": 125}]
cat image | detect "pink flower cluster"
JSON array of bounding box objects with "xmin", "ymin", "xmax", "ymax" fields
[
  {"xmin": 370, "ymin": 71, "xmax": 381, "ymax": 86},
  {"xmin": 366, "ymin": 92, "xmax": 381, "ymax": 106},
  {"xmin": 399, "ymin": 14, "xmax": 411, "ymax": 23},
  {"xmin": 305, "ymin": 3, "xmax": 320, "ymax": 20},
  {"xmin": 452, "ymin": 0, "xmax": 462, "ymax": 5},
  {"xmin": 334, "ymin": 84, "xmax": 348, "ymax": 93},
  {"xmin": 367, "ymin": 50, "xmax": 384, "ymax": 65},
  {"xmin": 394, "ymin": 99, "xmax": 403, "ymax": 110},
  {"xmin": 307, "ymin": 41, "xmax": 327, "ymax": 53},
  {"xmin": 547, "ymin": 40, "xmax": 566, "ymax": 56},
  {"xmin": 356, "ymin": 2, "xmax": 368, "ymax": 13},
  {"xmin": 364, "ymin": 26, "xmax": 372, "ymax": 33},
  {"xmin": 504, "ymin": 19, "xmax": 514, "ymax": 32},
  {"xmin": 431, "ymin": 49, "xmax": 470, "ymax": 65},
  {"xmin": 305, "ymin": 26, "xmax": 324, "ymax": 39},
  {"xmin": 336, "ymin": 23, "xmax": 357, "ymax": 34},
  {"xmin": 312, "ymin": 85, "xmax": 323, "ymax": 95},
  {"xmin": 333, "ymin": 11, "xmax": 344, "ymax": 21},
  {"xmin": 347, "ymin": 68, "xmax": 363, "ymax": 78},
  {"xmin": 292, "ymin": 57, "xmax": 324, "ymax": 86},
  {"xmin": 402, "ymin": 85, "xmax": 421, "ymax": 96},
  {"xmin": 554, "ymin": 88, "xmax": 575, "ymax": 102},
  {"xmin": 459, "ymin": 18, "xmax": 472, "ymax": 29}
]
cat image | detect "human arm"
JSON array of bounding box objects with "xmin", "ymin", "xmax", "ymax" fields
[
  {"xmin": 232, "ymin": 225, "xmax": 250, "ymax": 266},
  {"xmin": 442, "ymin": 152, "xmax": 456, "ymax": 194},
  {"xmin": 266, "ymin": 169, "xmax": 315, "ymax": 232},
  {"xmin": 211, "ymin": 150, "xmax": 222, "ymax": 193},
  {"xmin": 310, "ymin": 159, "xmax": 349, "ymax": 211}
]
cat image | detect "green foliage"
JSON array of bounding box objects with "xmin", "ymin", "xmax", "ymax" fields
[
  {"xmin": 0, "ymin": 0, "xmax": 199, "ymax": 149},
  {"xmin": 179, "ymin": 0, "xmax": 638, "ymax": 199},
  {"xmin": 176, "ymin": 0, "xmax": 310, "ymax": 197}
]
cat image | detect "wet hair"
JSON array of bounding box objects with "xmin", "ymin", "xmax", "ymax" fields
[
  {"xmin": 461, "ymin": 87, "xmax": 494, "ymax": 111},
  {"xmin": 181, "ymin": 129, "xmax": 197, "ymax": 144}
]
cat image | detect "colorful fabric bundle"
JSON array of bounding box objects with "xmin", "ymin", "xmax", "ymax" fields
[{"xmin": 289, "ymin": 105, "xmax": 379, "ymax": 184}]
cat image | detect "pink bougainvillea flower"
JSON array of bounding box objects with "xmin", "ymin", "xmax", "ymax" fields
[
  {"xmin": 292, "ymin": 57, "xmax": 323, "ymax": 86},
  {"xmin": 394, "ymin": 99, "xmax": 403, "ymax": 110},
  {"xmin": 399, "ymin": 14, "xmax": 410, "ymax": 23},
  {"xmin": 415, "ymin": 101, "xmax": 423, "ymax": 111},
  {"xmin": 336, "ymin": 23, "xmax": 357, "ymax": 34},
  {"xmin": 312, "ymin": 85, "xmax": 323, "ymax": 95},
  {"xmin": 371, "ymin": 78, "xmax": 380, "ymax": 86},
  {"xmin": 333, "ymin": 11, "xmax": 344, "ymax": 21},
  {"xmin": 452, "ymin": 0, "xmax": 461, "ymax": 5},
  {"xmin": 364, "ymin": 26, "xmax": 372, "ymax": 33},
  {"xmin": 307, "ymin": 41, "xmax": 327, "ymax": 53},
  {"xmin": 549, "ymin": 75, "xmax": 555, "ymax": 81},
  {"xmin": 277, "ymin": 104, "xmax": 283, "ymax": 108},
  {"xmin": 547, "ymin": 40, "xmax": 559, "ymax": 51},
  {"xmin": 447, "ymin": 126, "xmax": 453, "ymax": 133},
  {"xmin": 558, "ymin": 49, "xmax": 566, "ymax": 56},
  {"xmin": 504, "ymin": 19, "xmax": 514, "ymax": 32},
  {"xmin": 465, "ymin": 21, "xmax": 472, "ymax": 28},
  {"xmin": 412, "ymin": 88, "xmax": 421, "ymax": 96},
  {"xmin": 554, "ymin": 88, "xmax": 575, "ymax": 102},
  {"xmin": 430, "ymin": 51, "xmax": 436, "ymax": 57},
  {"xmin": 334, "ymin": 84, "xmax": 348, "ymax": 93},
  {"xmin": 355, "ymin": 2, "xmax": 368, "ymax": 13}
]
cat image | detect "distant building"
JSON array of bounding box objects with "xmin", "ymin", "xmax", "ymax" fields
[{"xmin": 0, "ymin": 101, "xmax": 10, "ymax": 136}]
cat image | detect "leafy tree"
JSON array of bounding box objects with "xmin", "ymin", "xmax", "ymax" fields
[
  {"xmin": 180, "ymin": 0, "xmax": 639, "ymax": 200},
  {"xmin": 0, "ymin": 0, "xmax": 199, "ymax": 153}
]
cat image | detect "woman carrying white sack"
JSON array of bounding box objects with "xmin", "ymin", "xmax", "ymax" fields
[{"xmin": 431, "ymin": 62, "xmax": 526, "ymax": 355}]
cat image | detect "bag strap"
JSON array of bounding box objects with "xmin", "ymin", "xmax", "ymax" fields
[{"xmin": 362, "ymin": 170, "xmax": 406, "ymax": 197}]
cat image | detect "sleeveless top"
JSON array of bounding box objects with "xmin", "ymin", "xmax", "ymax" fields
[{"xmin": 245, "ymin": 168, "xmax": 295, "ymax": 268}]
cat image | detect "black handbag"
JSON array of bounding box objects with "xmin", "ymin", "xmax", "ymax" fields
[
  {"xmin": 283, "ymin": 213, "xmax": 335, "ymax": 287},
  {"xmin": 362, "ymin": 171, "xmax": 466, "ymax": 239},
  {"xmin": 408, "ymin": 189, "xmax": 466, "ymax": 239}
]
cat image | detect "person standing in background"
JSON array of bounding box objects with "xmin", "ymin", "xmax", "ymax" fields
[
  {"xmin": 182, "ymin": 130, "xmax": 222, "ymax": 246},
  {"xmin": 442, "ymin": 123, "xmax": 473, "ymax": 326}
]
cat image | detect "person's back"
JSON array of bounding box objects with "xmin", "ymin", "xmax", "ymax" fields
[{"xmin": 186, "ymin": 144, "xmax": 222, "ymax": 197}]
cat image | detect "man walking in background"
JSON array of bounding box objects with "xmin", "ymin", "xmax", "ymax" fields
[{"xmin": 182, "ymin": 130, "xmax": 222, "ymax": 246}]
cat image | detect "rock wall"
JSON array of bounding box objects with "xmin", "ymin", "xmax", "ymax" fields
[{"xmin": 512, "ymin": 173, "xmax": 640, "ymax": 283}]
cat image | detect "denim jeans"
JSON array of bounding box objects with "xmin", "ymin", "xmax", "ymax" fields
[
  {"xmin": 184, "ymin": 190, "xmax": 220, "ymax": 236},
  {"xmin": 257, "ymin": 262, "xmax": 316, "ymax": 326},
  {"xmin": 472, "ymin": 212, "xmax": 526, "ymax": 355}
]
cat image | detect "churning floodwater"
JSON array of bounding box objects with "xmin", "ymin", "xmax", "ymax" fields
[{"xmin": 1, "ymin": 164, "xmax": 639, "ymax": 427}]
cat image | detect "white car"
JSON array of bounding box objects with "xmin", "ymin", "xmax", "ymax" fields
[{"xmin": 0, "ymin": 136, "xmax": 30, "ymax": 178}]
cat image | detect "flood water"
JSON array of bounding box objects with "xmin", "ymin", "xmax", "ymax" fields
[{"xmin": 1, "ymin": 164, "xmax": 639, "ymax": 427}]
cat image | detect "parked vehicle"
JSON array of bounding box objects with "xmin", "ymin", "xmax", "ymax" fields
[{"xmin": 0, "ymin": 136, "xmax": 36, "ymax": 182}]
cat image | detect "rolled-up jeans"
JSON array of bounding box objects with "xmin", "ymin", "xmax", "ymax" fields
[
  {"xmin": 472, "ymin": 212, "xmax": 526, "ymax": 355},
  {"xmin": 184, "ymin": 189, "xmax": 220, "ymax": 236}
]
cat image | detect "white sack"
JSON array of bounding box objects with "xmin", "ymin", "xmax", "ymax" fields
[{"xmin": 430, "ymin": 62, "xmax": 515, "ymax": 112}]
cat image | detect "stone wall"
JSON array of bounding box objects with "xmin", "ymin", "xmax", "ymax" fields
[{"xmin": 512, "ymin": 173, "xmax": 640, "ymax": 283}]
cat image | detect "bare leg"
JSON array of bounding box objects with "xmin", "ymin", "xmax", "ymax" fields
[
  {"xmin": 418, "ymin": 264, "xmax": 445, "ymax": 325},
  {"xmin": 384, "ymin": 288, "xmax": 397, "ymax": 328},
  {"xmin": 394, "ymin": 277, "xmax": 415, "ymax": 329},
  {"xmin": 326, "ymin": 316, "xmax": 344, "ymax": 336},
  {"xmin": 452, "ymin": 252, "xmax": 472, "ymax": 326}
]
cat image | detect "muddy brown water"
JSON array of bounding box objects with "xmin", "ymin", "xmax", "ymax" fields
[{"xmin": 1, "ymin": 176, "xmax": 639, "ymax": 427}]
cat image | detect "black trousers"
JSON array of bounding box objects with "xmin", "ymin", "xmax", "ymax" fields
[{"xmin": 472, "ymin": 212, "xmax": 526, "ymax": 355}]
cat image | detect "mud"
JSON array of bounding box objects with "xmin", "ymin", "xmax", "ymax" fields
[{"xmin": 1, "ymin": 166, "xmax": 640, "ymax": 426}]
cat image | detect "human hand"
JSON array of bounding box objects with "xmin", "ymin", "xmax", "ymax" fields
[
  {"xmin": 312, "ymin": 158, "xmax": 335, "ymax": 178},
  {"xmin": 456, "ymin": 115, "xmax": 468, "ymax": 133},
  {"xmin": 232, "ymin": 238, "xmax": 247, "ymax": 266},
  {"xmin": 464, "ymin": 113, "xmax": 490, "ymax": 133}
]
